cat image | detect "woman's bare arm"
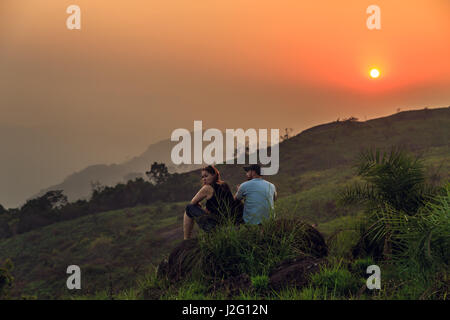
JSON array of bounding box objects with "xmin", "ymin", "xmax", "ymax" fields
[{"xmin": 190, "ymin": 185, "xmax": 214, "ymax": 205}]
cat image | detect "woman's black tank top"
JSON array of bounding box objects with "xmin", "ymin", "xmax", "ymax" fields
[{"xmin": 205, "ymin": 182, "xmax": 234, "ymax": 216}]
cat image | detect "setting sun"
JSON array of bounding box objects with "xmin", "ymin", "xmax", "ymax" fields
[{"xmin": 370, "ymin": 68, "xmax": 380, "ymax": 79}]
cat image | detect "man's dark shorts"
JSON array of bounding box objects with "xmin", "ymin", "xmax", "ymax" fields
[{"xmin": 185, "ymin": 204, "xmax": 219, "ymax": 232}]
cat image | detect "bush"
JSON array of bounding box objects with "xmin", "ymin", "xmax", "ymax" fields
[
  {"xmin": 384, "ymin": 184, "xmax": 450, "ymax": 299},
  {"xmin": 340, "ymin": 148, "xmax": 439, "ymax": 259},
  {"xmin": 400, "ymin": 184, "xmax": 450, "ymax": 269}
]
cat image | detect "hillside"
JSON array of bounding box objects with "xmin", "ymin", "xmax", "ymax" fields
[
  {"xmin": 0, "ymin": 107, "xmax": 448, "ymax": 299},
  {"xmin": 0, "ymin": 202, "xmax": 185, "ymax": 298},
  {"xmin": 170, "ymin": 107, "xmax": 450, "ymax": 222}
]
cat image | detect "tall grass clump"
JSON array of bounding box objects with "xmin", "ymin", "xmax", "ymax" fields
[
  {"xmin": 136, "ymin": 266, "xmax": 171, "ymax": 300},
  {"xmin": 251, "ymin": 275, "xmax": 270, "ymax": 294},
  {"xmin": 196, "ymin": 212, "xmax": 327, "ymax": 279},
  {"xmin": 310, "ymin": 261, "xmax": 364, "ymax": 297}
]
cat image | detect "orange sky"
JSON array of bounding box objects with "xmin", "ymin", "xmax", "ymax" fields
[{"xmin": 0, "ymin": 0, "xmax": 449, "ymax": 207}]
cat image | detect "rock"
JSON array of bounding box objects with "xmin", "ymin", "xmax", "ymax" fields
[
  {"xmin": 266, "ymin": 218, "xmax": 328, "ymax": 258},
  {"xmin": 156, "ymin": 260, "xmax": 169, "ymax": 279},
  {"xmin": 157, "ymin": 238, "xmax": 201, "ymax": 282},
  {"xmin": 269, "ymin": 256, "xmax": 325, "ymax": 291}
]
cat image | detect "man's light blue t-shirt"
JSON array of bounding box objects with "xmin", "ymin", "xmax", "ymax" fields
[{"xmin": 235, "ymin": 178, "xmax": 276, "ymax": 225}]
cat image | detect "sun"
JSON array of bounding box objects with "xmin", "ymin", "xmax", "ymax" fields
[{"xmin": 370, "ymin": 68, "xmax": 380, "ymax": 79}]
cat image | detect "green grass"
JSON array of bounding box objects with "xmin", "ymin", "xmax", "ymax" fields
[
  {"xmin": 270, "ymin": 286, "xmax": 336, "ymax": 300},
  {"xmin": 0, "ymin": 202, "xmax": 186, "ymax": 299},
  {"xmin": 251, "ymin": 275, "xmax": 270, "ymax": 293},
  {"xmin": 310, "ymin": 262, "xmax": 364, "ymax": 297}
]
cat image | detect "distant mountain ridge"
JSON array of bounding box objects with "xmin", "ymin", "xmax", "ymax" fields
[{"xmin": 30, "ymin": 136, "xmax": 202, "ymax": 204}]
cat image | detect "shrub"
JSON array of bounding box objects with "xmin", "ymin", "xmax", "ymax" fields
[
  {"xmin": 340, "ymin": 148, "xmax": 438, "ymax": 259},
  {"xmin": 396, "ymin": 184, "xmax": 450, "ymax": 270},
  {"xmin": 383, "ymin": 183, "xmax": 450, "ymax": 299}
]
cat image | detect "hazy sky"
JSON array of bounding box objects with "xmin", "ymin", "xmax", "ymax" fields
[{"xmin": 1, "ymin": 0, "xmax": 449, "ymax": 208}]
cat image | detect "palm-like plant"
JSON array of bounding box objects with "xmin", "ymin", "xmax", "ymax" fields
[
  {"xmin": 340, "ymin": 148, "xmax": 437, "ymax": 259},
  {"xmin": 387, "ymin": 185, "xmax": 450, "ymax": 269}
]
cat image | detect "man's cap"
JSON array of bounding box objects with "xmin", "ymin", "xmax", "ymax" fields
[{"xmin": 243, "ymin": 164, "xmax": 261, "ymax": 175}]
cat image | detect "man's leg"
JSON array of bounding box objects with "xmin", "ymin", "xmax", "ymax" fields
[{"xmin": 183, "ymin": 211, "xmax": 194, "ymax": 240}]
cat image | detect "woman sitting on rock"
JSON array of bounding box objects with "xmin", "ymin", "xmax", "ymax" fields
[{"xmin": 183, "ymin": 165, "xmax": 242, "ymax": 239}]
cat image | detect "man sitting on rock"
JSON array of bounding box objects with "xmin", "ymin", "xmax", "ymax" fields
[{"xmin": 234, "ymin": 164, "xmax": 277, "ymax": 225}]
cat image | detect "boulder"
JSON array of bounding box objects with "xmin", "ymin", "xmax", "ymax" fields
[
  {"xmin": 269, "ymin": 256, "xmax": 325, "ymax": 291},
  {"xmin": 265, "ymin": 218, "xmax": 328, "ymax": 258},
  {"xmin": 157, "ymin": 238, "xmax": 201, "ymax": 282}
]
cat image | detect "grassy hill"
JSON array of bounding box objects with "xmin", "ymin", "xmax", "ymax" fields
[
  {"xmin": 0, "ymin": 202, "xmax": 186, "ymax": 299},
  {"xmin": 0, "ymin": 107, "xmax": 448, "ymax": 299}
]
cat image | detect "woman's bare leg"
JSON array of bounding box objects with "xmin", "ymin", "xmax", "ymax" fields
[{"xmin": 183, "ymin": 211, "xmax": 194, "ymax": 240}]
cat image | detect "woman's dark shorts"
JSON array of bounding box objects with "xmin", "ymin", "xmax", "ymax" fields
[{"xmin": 185, "ymin": 204, "xmax": 218, "ymax": 232}]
